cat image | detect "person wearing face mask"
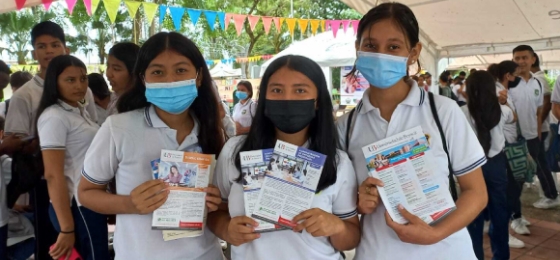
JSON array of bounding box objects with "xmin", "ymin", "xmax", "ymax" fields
[
  {"xmin": 208, "ymin": 55, "xmax": 360, "ymax": 260},
  {"xmin": 232, "ymin": 81, "xmax": 256, "ymax": 135},
  {"xmin": 337, "ymin": 3, "xmax": 488, "ymax": 259},
  {"xmin": 77, "ymin": 32, "xmax": 225, "ymax": 260}
]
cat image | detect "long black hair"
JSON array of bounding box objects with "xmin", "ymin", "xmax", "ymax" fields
[
  {"xmin": 234, "ymin": 55, "xmax": 339, "ymax": 192},
  {"xmin": 496, "ymin": 61, "xmax": 518, "ymax": 82},
  {"xmin": 35, "ymin": 55, "xmax": 87, "ymax": 134},
  {"xmin": 347, "ymin": 2, "xmax": 421, "ymax": 78},
  {"xmin": 108, "ymin": 42, "xmax": 140, "ymax": 77},
  {"xmin": 466, "ymin": 71, "xmax": 501, "ymax": 156},
  {"xmin": 117, "ymin": 32, "xmax": 225, "ymax": 156}
]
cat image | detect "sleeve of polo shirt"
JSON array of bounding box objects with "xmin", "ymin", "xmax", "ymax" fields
[
  {"xmin": 85, "ymin": 89, "xmax": 98, "ymax": 123},
  {"xmin": 441, "ymin": 101, "xmax": 486, "ymax": 176},
  {"xmin": 82, "ymin": 118, "xmax": 117, "ymax": 185},
  {"xmin": 537, "ymin": 82, "xmax": 544, "ymax": 107},
  {"xmin": 37, "ymin": 112, "xmax": 68, "ymax": 150},
  {"xmin": 214, "ymin": 138, "xmax": 239, "ymax": 202},
  {"xmin": 250, "ymin": 102, "xmax": 257, "ymax": 118},
  {"xmin": 5, "ymin": 95, "xmax": 31, "ymax": 135},
  {"xmin": 552, "ymin": 75, "xmax": 560, "ymax": 104},
  {"xmin": 332, "ymin": 151, "xmax": 358, "ymax": 219},
  {"xmin": 501, "ymin": 105, "xmax": 515, "ymax": 124}
]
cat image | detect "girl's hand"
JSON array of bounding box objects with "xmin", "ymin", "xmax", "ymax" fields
[
  {"xmin": 358, "ymin": 177, "xmax": 384, "ymax": 214},
  {"xmin": 227, "ymin": 216, "xmax": 260, "ymax": 246},
  {"xmin": 205, "ymin": 185, "xmax": 222, "ymax": 212},
  {"xmin": 49, "ymin": 232, "xmax": 75, "ymax": 260},
  {"xmin": 385, "ymin": 205, "xmax": 442, "ymax": 245},
  {"xmin": 129, "ymin": 180, "xmax": 169, "ymax": 214},
  {"xmin": 292, "ymin": 208, "xmax": 344, "ymax": 237}
]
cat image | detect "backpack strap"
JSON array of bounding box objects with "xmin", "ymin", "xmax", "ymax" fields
[
  {"xmin": 345, "ymin": 107, "xmax": 356, "ymax": 151},
  {"xmin": 428, "ymin": 92, "xmax": 458, "ymax": 201}
]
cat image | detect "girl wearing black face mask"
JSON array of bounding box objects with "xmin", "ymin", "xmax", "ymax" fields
[{"xmin": 208, "ymin": 55, "xmax": 361, "ymax": 260}]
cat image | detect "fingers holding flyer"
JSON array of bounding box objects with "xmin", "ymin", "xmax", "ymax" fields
[
  {"xmin": 358, "ymin": 177, "xmax": 384, "ymax": 214},
  {"xmin": 129, "ymin": 179, "xmax": 169, "ymax": 214},
  {"xmin": 291, "ymin": 208, "xmax": 344, "ymax": 237},
  {"xmin": 205, "ymin": 185, "xmax": 222, "ymax": 212},
  {"xmin": 227, "ymin": 216, "xmax": 261, "ymax": 246},
  {"xmin": 384, "ymin": 205, "xmax": 442, "ymax": 245}
]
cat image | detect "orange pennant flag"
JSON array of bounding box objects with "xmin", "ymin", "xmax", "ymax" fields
[
  {"xmin": 310, "ymin": 20, "xmax": 320, "ymax": 35},
  {"xmin": 247, "ymin": 15, "xmax": 261, "ymax": 32},
  {"xmin": 225, "ymin": 13, "xmax": 234, "ymax": 30},
  {"xmin": 298, "ymin": 19, "xmax": 309, "ymax": 34},
  {"xmin": 262, "ymin": 16, "xmax": 273, "ymax": 34},
  {"xmin": 232, "ymin": 14, "xmax": 246, "ymax": 36},
  {"xmin": 285, "ymin": 18, "xmax": 296, "ymax": 36},
  {"xmin": 272, "ymin": 17, "xmax": 281, "ymax": 33}
]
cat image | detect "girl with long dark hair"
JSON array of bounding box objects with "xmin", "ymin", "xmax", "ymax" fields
[
  {"xmin": 35, "ymin": 55, "xmax": 108, "ymax": 260},
  {"xmin": 208, "ymin": 55, "xmax": 360, "ymax": 259},
  {"xmin": 463, "ymin": 71, "xmax": 515, "ymax": 260},
  {"xmin": 78, "ymin": 32, "xmax": 225, "ymax": 260},
  {"xmin": 105, "ymin": 42, "xmax": 140, "ymax": 115},
  {"xmin": 337, "ymin": 3, "xmax": 488, "ymax": 259}
]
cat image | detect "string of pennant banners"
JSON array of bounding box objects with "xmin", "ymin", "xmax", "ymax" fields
[{"xmin": 13, "ymin": 0, "xmax": 359, "ymax": 38}]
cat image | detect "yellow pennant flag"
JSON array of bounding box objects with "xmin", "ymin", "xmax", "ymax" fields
[
  {"xmin": 103, "ymin": 0, "xmax": 121, "ymax": 24},
  {"xmin": 320, "ymin": 20, "xmax": 326, "ymax": 32},
  {"xmin": 124, "ymin": 1, "xmax": 141, "ymax": 19},
  {"xmin": 142, "ymin": 2, "xmax": 158, "ymax": 25},
  {"xmin": 298, "ymin": 19, "xmax": 309, "ymax": 34},
  {"xmin": 310, "ymin": 20, "xmax": 320, "ymax": 35},
  {"xmin": 91, "ymin": 0, "xmax": 101, "ymax": 15},
  {"xmin": 279, "ymin": 18, "xmax": 285, "ymax": 30},
  {"xmin": 285, "ymin": 18, "xmax": 297, "ymax": 36}
]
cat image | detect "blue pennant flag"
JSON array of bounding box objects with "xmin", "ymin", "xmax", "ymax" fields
[
  {"xmin": 217, "ymin": 12, "xmax": 226, "ymax": 30},
  {"xmin": 203, "ymin": 11, "xmax": 218, "ymax": 31},
  {"xmin": 159, "ymin": 5, "xmax": 167, "ymax": 24},
  {"xmin": 187, "ymin": 9, "xmax": 202, "ymax": 26},
  {"xmin": 169, "ymin": 6, "xmax": 186, "ymax": 31}
]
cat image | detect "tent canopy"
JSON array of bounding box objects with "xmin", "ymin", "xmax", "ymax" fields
[{"xmin": 210, "ymin": 62, "xmax": 242, "ymax": 78}]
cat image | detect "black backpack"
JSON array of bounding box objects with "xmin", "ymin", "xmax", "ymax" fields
[{"xmin": 6, "ymin": 145, "xmax": 44, "ymax": 208}]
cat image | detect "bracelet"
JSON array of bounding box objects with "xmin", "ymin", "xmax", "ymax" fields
[{"xmin": 60, "ymin": 230, "xmax": 75, "ymax": 234}]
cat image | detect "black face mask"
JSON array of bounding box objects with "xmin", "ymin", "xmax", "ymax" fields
[
  {"xmin": 508, "ymin": 77, "xmax": 522, "ymax": 89},
  {"xmin": 264, "ymin": 99, "xmax": 316, "ymax": 134}
]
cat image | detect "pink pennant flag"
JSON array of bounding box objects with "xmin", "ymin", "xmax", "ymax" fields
[
  {"xmin": 272, "ymin": 17, "xmax": 281, "ymax": 33},
  {"xmin": 66, "ymin": 0, "xmax": 78, "ymax": 14},
  {"xmin": 262, "ymin": 16, "xmax": 273, "ymax": 34},
  {"xmin": 329, "ymin": 20, "xmax": 342, "ymax": 38},
  {"xmin": 325, "ymin": 20, "xmax": 331, "ymax": 31},
  {"xmin": 224, "ymin": 13, "xmax": 234, "ymax": 30},
  {"xmin": 232, "ymin": 14, "xmax": 247, "ymax": 36},
  {"xmin": 15, "ymin": 0, "xmax": 26, "ymax": 10},
  {"xmin": 42, "ymin": 0, "xmax": 53, "ymax": 10},
  {"xmin": 351, "ymin": 20, "xmax": 359, "ymax": 35},
  {"xmin": 247, "ymin": 15, "xmax": 260, "ymax": 32},
  {"xmin": 341, "ymin": 20, "xmax": 350, "ymax": 33}
]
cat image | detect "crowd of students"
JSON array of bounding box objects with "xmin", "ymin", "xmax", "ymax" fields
[{"xmin": 0, "ymin": 2, "xmax": 559, "ymax": 260}]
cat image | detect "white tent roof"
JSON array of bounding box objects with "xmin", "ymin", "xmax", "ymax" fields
[
  {"xmin": 209, "ymin": 62, "xmax": 242, "ymax": 78},
  {"xmin": 0, "ymin": 0, "xmax": 50, "ymax": 14}
]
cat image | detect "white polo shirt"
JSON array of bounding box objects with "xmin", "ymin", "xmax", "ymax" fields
[
  {"xmin": 496, "ymin": 83, "xmax": 518, "ymax": 143},
  {"xmin": 461, "ymin": 105, "xmax": 514, "ymax": 158},
  {"xmin": 96, "ymin": 93, "xmax": 118, "ymax": 125},
  {"xmin": 337, "ymin": 81, "xmax": 484, "ymax": 260},
  {"xmin": 0, "ymin": 155, "xmax": 11, "ymax": 227},
  {"xmin": 550, "ymin": 75, "xmax": 560, "ymax": 134},
  {"xmin": 215, "ymin": 136, "xmax": 358, "ymax": 260},
  {"xmin": 37, "ymin": 101, "xmax": 98, "ymax": 205},
  {"xmin": 534, "ymin": 71, "xmax": 551, "ymax": 133},
  {"xmin": 452, "ymin": 84, "xmax": 467, "ymax": 102},
  {"xmin": 81, "ymin": 105, "xmax": 223, "ymax": 260},
  {"xmin": 232, "ymin": 100, "xmax": 256, "ymax": 128},
  {"xmin": 5, "ymin": 75, "xmax": 98, "ymax": 136},
  {"xmin": 508, "ymin": 75, "xmax": 543, "ymax": 140}
]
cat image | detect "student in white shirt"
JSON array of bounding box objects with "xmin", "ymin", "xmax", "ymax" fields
[
  {"xmin": 462, "ymin": 71, "xmax": 515, "ymax": 260},
  {"xmin": 232, "ymin": 81, "xmax": 257, "ymax": 135},
  {"xmin": 531, "ymin": 54, "xmax": 552, "ymax": 144},
  {"xmin": 511, "ymin": 45, "xmax": 559, "ymax": 209},
  {"xmin": 35, "ymin": 55, "xmax": 108, "ymax": 260},
  {"xmin": 337, "ymin": 3, "xmax": 488, "ymax": 259},
  {"xmin": 208, "ymin": 55, "xmax": 360, "ymax": 260},
  {"xmin": 87, "ymin": 73, "xmax": 116, "ymax": 125},
  {"xmin": 0, "ymin": 71, "xmax": 33, "ymax": 118},
  {"xmin": 105, "ymin": 42, "xmax": 140, "ymax": 116},
  {"xmin": 452, "ymin": 80, "xmax": 467, "ymax": 106},
  {"xmin": 78, "ymin": 32, "xmax": 225, "ymax": 260}
]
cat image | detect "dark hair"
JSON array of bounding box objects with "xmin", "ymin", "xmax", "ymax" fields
[
  {"xmin": 0, "ymin": 116, "xmax": 4, "ymax": 131},
  {"xmin": 466, "ymin": 71, "xmax": 501, "ymax": 156},
  {"xmin": 31, "ymin": 21, "xmax": 66, "ymax": 46},
  {"xmin": 10, "ymin": 71, "xmax": 33, "ymax": 89},
  {"xmin": 117, "ymin": 32, "xmax": 225, "ymax": 156},
  {"xmin": 347, "ymin": 2, "xmax": 421, "ymax": 78},
  {"xmin": 439, "ymin": 71, "xmax": 451, "ymax": 85},
  {"xmin": 496, "ymin": 61, "xmax": 518, "ymax": 82},
  {"xmin": 0, "ymin": 60, "xmax": 11, "ymax": 75},
  {"xmin": 512, "ymin": 45, "xmax": 534, "ymax": 55},
  {"xmin": 469, "ymin": 68, "xmax": 477, "ymax": 74},
  {"xmin": 459, "ymin": 71, "xmax": 467, "ymax": 77},
  {"xmin": 170, "ymin": 165, "xmax": 179, "ymax": 175},
  {"xmin": 237, "ymin": 80, "xmax": 253, "ymax": 99},
  {"xmin": 532, "ymin": 53, "xmax": 540, "ymax": 68},
  {"xmin": 234, "ymin": 55, "xmax": 339, "ymax": 192},
  {"xmin": 35, "ymin": 55, "xmax": 87, "ymax": 135},
  {"xmin": 487, "ymin": 64, "xmax": 499, "ymax": 80},
  {"xmin": 424, "ymin": 72, "xmax": 431, "ymax": 77},
  {"xmin": 108, "ymin": 42, "xmax": 140, "ymax": 76},
  {"xmin": 87, "ymin": 73, "xmax": 111, "ymax": 100}
]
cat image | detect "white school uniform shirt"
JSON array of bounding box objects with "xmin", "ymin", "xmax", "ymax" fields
[
  {"xmin": 337, "ymin": 81, "xmax": 485, "ymax": 260},
  {"xmin": 496, "ymin": 83, "xmax": 518, "ymax": 143},
  {"xmin": 452, "ymin": 84, "xmax": 467, "ymax": 102},
  {"xmin": 0, "ymin": 155, "xmax": 11, "ymax": 227},
  {"xmin": 37, "ymin": 101, "xmax": 99, "ymax": 206},
  {"xmin": 81, "ymin": 105, "xmax": 223, "ymax": 260},
  {"xmin": 550, "ymin": 75, "xmax": 560, "ymax": 134},
  {"xmin": 96, "ymin": 93, "xmax": 118, "ymax": 125},
  {"xmin": 508, "ymin": 75, "xmax": 543, "ymax": 140},
  {"xmin": 215, "ymin": 136, "xmax": 358, "ymax": 260},
  {"xmin": 232, "ymin": 100, "xmax": 256, "ymax": 128},
  {"xmin": 5, "ymin": 75, "xmax": 98, "ymax": 136},
  {"xmin": 533, "ymin": 71, "xmax": 551, "ymax": 133},
  {"xmin": 461, "ymin": 105, "xmax": 514, "ymax": 158}
]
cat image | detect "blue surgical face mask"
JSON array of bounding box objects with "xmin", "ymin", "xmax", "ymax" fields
[
  {"xmin": 145, "ymin": 78, "xmax": 198, "ymax": 114},
  {"xmin": 355, "ymin": 51, "xmax": 409, "ymax": 89},
  {"xmin": 236, "ymin": 91, "xmax": 248, "ymax": 100}
]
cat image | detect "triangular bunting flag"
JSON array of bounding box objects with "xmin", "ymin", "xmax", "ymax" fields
[
  {"xmin": 262, "ymin": 16, "xmax": 273, "ymax": 34},
  {"xmin": 143, "ymin": 3, "xmax": 158, "ymax": 25},
  {"xmin": 320, "ymin": 20, "xmax": 326, "ymax": 32},
  {"xmin": 247, "ymin": 15, "xmax": 260, "ymax": 32},
  {"xmin": 351, "ymin": 20, "xmax": 359, "ymax": 35},
  {"xmin": 169, "ymin": 6, "xmax": 186, "ymax": 30},
  {"xmin": 224, "ymin": 13, "xmax": 234, "ymax": 30},
  {"xmin": 341, "ymin": 20, "xmax": 351, "ymax": 33},
  {"xmin": 124, "ymin": 1, "xmax": 142, "ymax": 19},
  {"xmin": 232, "ymin": 14, "xmax": 246, "ymax": 36},
  {"xmin": 217, "ymin": 12, "xmax": 226, "ymax": 30},
  {"xmin": 89, "ymin": 0, "xmax": 101, "ymax": 15},
  {"xmin": 42, "ymin": 0, "xmax": 53, "ymax": 11},
  {"xmin": 285, "ymin": 18, "xmax": 297, "ymax": 36},
  {"xmin": 186, "ymin": 9, "xmax": 202, "ymax": 26},
  {"xmin": 272, "ymin": 17, "xmax": 281, "ymax": 33},
  {"xmin": 159, "ymin": 5, "xmax": 167, "ymax": 24},
  {"xmin": 298, "ymin": 19, "xmax": 309, "ymax": 34},
  {"xmin": 65, "ymin": 0, "xmax": 77, "ymax": 14},
  {"xmin": 103, "ymin": 0, "xmax": 120, "ymax": 24},
  {"xmin": 310, "ymin": 20, "xmax": 320, "ymax": 35},
  {"xmin": 203, "ymin": 11, "xmax": 218, "ymax": 31},
  {"xmin": 15, "ymin": 0, "xmax": 26, "ymax": 10},
  {"xmin": 330, "ymin": 20, "xmax": 342, "ymax": 38},
  {"xmin": 325, "ymin": 20, "xmax": 331, "ymax": 31}
]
